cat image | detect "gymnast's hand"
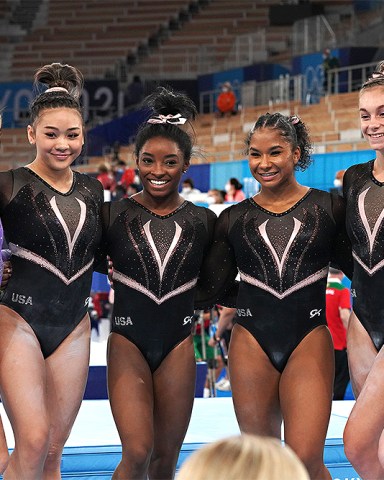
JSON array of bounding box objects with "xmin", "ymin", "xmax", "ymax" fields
[{"xmin": 1, "ymin": 260, "xmax": 12, "ymax": 290}]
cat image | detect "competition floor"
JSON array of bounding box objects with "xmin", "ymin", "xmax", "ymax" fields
[{"xmin": 0, "ymin": 335, "xmax": 360, "ymax": 480}]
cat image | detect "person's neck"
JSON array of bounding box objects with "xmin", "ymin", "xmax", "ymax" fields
[
  {"xmin": 255, "ymin": 181, "xmax": 308, "ymax": 213},
  {"xmin": 26, "ymin": 161, "xmax": 73, "ymax": 193},
  {"xmin": 134, "ymin": 191, "xmax": 184, "ymax": 215},
  {"xmin": 373, "ymin": 153, "xmax": 384, "ymax": 182}
]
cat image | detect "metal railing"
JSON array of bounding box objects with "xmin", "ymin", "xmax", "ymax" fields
[
  {"xmin": 325, "ymin": 62, "xmax": 377, "ymax": 95},
  {"xmin": 199, "ymin": 61, "xmax": 379, "ymax": 114}
]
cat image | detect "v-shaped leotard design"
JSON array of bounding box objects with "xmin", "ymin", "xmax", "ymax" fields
[
  {"xmin": 0, "ymin": 167, "xmax": 104, "ymax": 357},
  {"xmin": 102, "ymin": 197, "xmax": 216, "ymax": 372},
  {"xmin": 197, "ymin": 189, "xmax": 352, "ymax": 372},
  {"xmin": 344, "ymin": 160, "xmax": 384, "ymax": 350}
]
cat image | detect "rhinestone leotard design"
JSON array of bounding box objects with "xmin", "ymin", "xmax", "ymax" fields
[
  {"xmin": 197, "ymin": 189, "xmax": 352, "ymax": 372},
  {"xmin": 0, "ymin": 167, "xmax": 103, "ymax": 357},
  {"xmin": 344, "ymin": 160, "xmax": 384, "ymax": 350},
  {"xmin": 102, "ymin": 197, "xmax": 216, "ymax": 372}
]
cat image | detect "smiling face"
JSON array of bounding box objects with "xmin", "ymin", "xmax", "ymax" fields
[
  {"xmin": 248, "ymin": 127, "xmax": 300, "ymax": 191},
  {"xmin": 136, "ymin": 136, "xmax": 188, "ymax": 199},
  {"xmin": 27, "ymin": 107, "xmax": 84, "ymax": 172},
  {"xmin": 359, "ymin": 86, "xmax": 384, "ymax": 152}
]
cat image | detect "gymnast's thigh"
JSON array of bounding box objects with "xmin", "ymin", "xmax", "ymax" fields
[
  {"xmin": 228, "ymin": 324, "xmax": 281, "ymax": 437},
  {"xmin": 280, "ymin": 325, "xmax": 334, "ymax": 454},
  {"xmin": 107, "ymin": 332, "xmax": 154, "ymax": 447},
  {"xmin": 45, "ymin": 315, "xmax": 91, "ymax": 446},
  {"xmin": 345, "ymin": 344, "xmax": 384, "ymax": 456},
  {"xmin": 347, "ymin": 310, "xmax": 378, "ymax": 397},
  {"xmin": 152, "ymin": 335, "xmax": 196, "ymax": 452},
  {"xmin": 0, "ymin": 305, "xmax": 48, "ymax": 435}
]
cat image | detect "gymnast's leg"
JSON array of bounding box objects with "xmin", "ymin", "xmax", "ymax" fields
[
  {"xmin": 343, "ymin": 312, "xmax": 384, "ymax": 478},
  {"xmin": 228, "ymin": 324, "xmax": 282, "ymax": 438},
  {"xmin": 108, "ymin": 332, "xmax": 155, "ymax": 480},
  {"xmin": 42, "ymin": 314, "xmax": 91, "ymax": 480},
  {"xmin": 281, "ymin": 326, "xmax": 333, "ymax": 480},
  {"xmin": 149, "ymin": 335, "xmax": 196, "ymax": 479},
  {"xmin": 0, "ymin": 414, "xmax": 9, "ymax": 474},
  {"xmin": 0, "ymin": 306, "xmax": 50, "ymax": 479}
]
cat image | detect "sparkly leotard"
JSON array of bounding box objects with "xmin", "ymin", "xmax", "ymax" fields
[
  {"xmin": 0, "ymin": 167, "xmax": 104, "ymax": 357},
  {"xmin": 102, "ymin": 197, "xmax": 216, "ymax": 372},
  {"xmin": 196, "ymin": 189, "xmax": 352, "ymax": 372},
  {"xmin": 343, "ymin": 160, "xmax": 384, "ymax": 350}
]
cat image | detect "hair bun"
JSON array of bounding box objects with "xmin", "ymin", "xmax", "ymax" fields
[
  {"xmin": 34, "ymin": 63, "xmax": 83, "ymax": 100},
  {"xmin": 144, "ymin": 86, "xmax": 197, "ymax": 122}
]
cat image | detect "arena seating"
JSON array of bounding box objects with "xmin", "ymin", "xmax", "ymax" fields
[
  {"xmin": 0, "ymin": 90, "xmax": 367, "ymax": 172},
  {"xmin": 133, "ymin": 0, "xmax": 292, "ymax": 77},
  {"xmin": 0, "ymin": 0, "xmax": 376, "ymax": 171},
  {"xmin": 8, "ymin": 0, "xmax": 192, "ymax": 81}
]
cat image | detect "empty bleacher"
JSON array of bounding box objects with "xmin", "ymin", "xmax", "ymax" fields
[
  {"xmin": 8, "ymin": 0, "xmax": 192, "ymax": 81},
  {"xmin": 134, "ymin": 0, "xmax": 292, "ymax": 77}
]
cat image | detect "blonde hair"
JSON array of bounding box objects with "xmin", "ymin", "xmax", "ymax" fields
[{"xmin": 177, "ymin": 434, "xmax": 310, "ymax": 480}]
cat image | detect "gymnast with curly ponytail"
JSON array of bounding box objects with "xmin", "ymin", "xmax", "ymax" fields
[{"xmin": 196, "ymin": 110, "xmax": 353, "ymax": 480}]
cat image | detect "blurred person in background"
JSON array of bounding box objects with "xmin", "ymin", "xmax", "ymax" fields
[
  {"xmin": 216, "ymin": 81, "xmax": 237, "ymax": 117},
  {"xmin": 224, "ymin": 177, "xmax": 245, "ymax": 202},
  {"xmin": 325, "ymin": 267, "xmax": 351, "ymax": 400}
]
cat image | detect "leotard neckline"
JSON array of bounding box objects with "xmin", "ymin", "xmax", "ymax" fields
[
  {"xmin": 369, "ymin": 160, "xmax": 384, "ymax": 187},
  {"xmin": 249, "ymin": 188, "xmax": 312, "ymax": 217},
  {"xmin": 128, "ymin": 195, "xmax": 188, "ymax": 219},
  {"xmin": 23, "ymin": 167, "xmax": 77, "ymax": 196}
]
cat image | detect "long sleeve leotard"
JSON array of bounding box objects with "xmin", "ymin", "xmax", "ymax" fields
[
  {"xmin": 343, "ymin": 160, "xmax": 384, "ymax": 350},
  {"xmin": 102, "ymin": 196, "xmax": 216, "ymax": 372},
  {"xmin": 196, "ymin": 189, "xmax": 352, "ymax": 372},
  {"xmin": 0, "ymin": 167, "xmax": 104, "ymax": 357}
]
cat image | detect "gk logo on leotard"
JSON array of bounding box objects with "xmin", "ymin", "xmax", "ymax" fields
[
  {"xmin": 309, "ymin": 309, "xmax": 322, "ymax": 318},
  {"xmin": 114, "ymin": 316, "xmax": 133, "ymax": 326},
  {"xmin": 237, "ymin": 308, "xmax": 253, "ymax": 317},
  {"xmin": 11, "ymin": 293, "xmax": 33, "ymax": 305},
  {"xmin": 183, "ymin": 316, "xmax": 193, "ymax": 325}
]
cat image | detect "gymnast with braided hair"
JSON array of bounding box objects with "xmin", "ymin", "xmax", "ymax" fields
[
  {"xmin": 196, "ymin": 112, "xmax": 352, "ymax": 480},
  {"xmin": 342, "ymin": 61, "xmax": 384, "ymax": 479},
  {"xmin": 101, "ymin": 86, "xmax": 216, "ymax": 479},
  {"xmin": 0, "ymin": 63, "xmax": 104, "ymax": 479}
]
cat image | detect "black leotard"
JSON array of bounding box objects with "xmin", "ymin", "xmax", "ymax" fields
[
  {"xmin": 343, "ymin": 160, "xmax": 384, "ymax": 350},
  {"xmin": 0, "ymin": 167, "xmax": 104, "ymax": 357},
  {"xmin": 102, "ymin": 196, "xmax": 216, "ymax": 372},
  {"xmin": 196, "ymin": 189, "xmax": 352, "ymax": 372}
]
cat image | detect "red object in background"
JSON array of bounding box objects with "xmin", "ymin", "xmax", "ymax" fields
[
  {"xmin": 216, "ymin": 91, "xmax": 236, "ymax": 114},
  {"xmin": 92, "ymin": 292, "xmax": 109, "ymax": 318},
  {"xmin": 120, "ymin": 168, "xmax": 136, "ymax": 188}
]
